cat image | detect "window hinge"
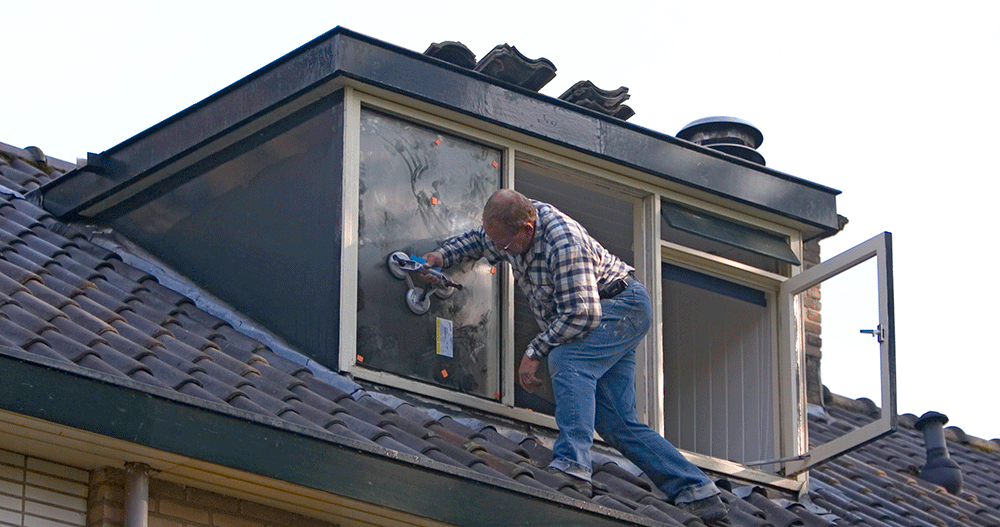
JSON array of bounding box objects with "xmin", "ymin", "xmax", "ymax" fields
[{"xmin": 744, "ymin": 453, "xmax": 810, "ymax": 467}]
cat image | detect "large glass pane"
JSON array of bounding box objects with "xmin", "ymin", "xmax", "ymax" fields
[{"xmin": 356, "ymin": 109, "xmax": 502, "ymax": 399}]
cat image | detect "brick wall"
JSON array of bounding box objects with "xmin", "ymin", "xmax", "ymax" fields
[
  {"xmin": 802, "ymin": 239, "xmax": 823, "ymax": 406},
  {"xmin": 88, "ymin": 468, "xmax": 339, "ymax": 527},
  {"xmin": 0, "ymin": 449, "xmax": 88, "ymax": 527}
]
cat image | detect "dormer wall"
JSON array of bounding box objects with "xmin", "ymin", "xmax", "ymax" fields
[{"xmin": 29, "ymin": 28, "xmax": 892, "ymax": 492}]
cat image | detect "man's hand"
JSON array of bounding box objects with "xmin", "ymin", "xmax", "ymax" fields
[
  {"xmin": 422, "ymin": 251, "xmax": 444, "ymax": 269},
  {"xmin": 518, "ymin": 354, "xmax": 544, "ymax": 392},
  {"xmin": 419, "ymin": 251, "xmax": 445, "ymax": 282}
]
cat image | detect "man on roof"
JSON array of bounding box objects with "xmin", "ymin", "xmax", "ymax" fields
[{"xmin": 422, "ymin": 189, "xmax": 729, "ymax": 525}]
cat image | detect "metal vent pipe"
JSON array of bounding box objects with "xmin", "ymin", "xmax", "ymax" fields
[
  {"xmin": 913, "ymin": 412, "xmax": 964, "ymax": 494},
  {"xmin": 677, "ymin": 116, "xmax": 766, "ymax": 166}
]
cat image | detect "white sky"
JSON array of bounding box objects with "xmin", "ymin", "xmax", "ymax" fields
[{"xmin": 3, "ymin": 1, "xmax": 998, "ymax": 440}]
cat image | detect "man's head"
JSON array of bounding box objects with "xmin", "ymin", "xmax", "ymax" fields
[{"xmin": 482, "ymin": 189, "xmax": 536, "ymax": 254}]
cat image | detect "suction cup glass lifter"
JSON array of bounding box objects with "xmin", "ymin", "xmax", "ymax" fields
[{"xmin": 386, "ymin": 252, "xmax": 463, "ymax": 315}]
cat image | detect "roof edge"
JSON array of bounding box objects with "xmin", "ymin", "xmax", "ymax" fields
[
  {"xmin": 0, "ymin": 346, "xmax": 666, "ymax": 527},
  {"xmin": 33, "ymin": 26, "xmax": 840, "ymax": 233}
]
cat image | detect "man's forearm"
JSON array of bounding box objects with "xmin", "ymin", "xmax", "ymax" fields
[{"xmin": 437, "ymin": 228, "xmax": 488, "ymax": 267}]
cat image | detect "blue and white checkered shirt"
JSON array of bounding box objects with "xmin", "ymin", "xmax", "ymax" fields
[{"xmin": 438, "ymin": 200, "xmax": 633, "ymax": 358}]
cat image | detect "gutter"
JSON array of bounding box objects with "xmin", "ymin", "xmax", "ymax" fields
[{"xmin": 0, "ymin": 346, "xmax": 668, "ymax": 527}]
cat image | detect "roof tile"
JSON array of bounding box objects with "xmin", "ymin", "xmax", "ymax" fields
[
  {"xmin": 1, "ymin": 302, "xmax": 57, "ymax": 335},
  {"xmin": 284, "ymin": 399, "xmax": 340, "ymax": 429},
  {"xmin": 745, "ymin": 490, "xmax": 809, "ymax": 527},
  {"xmin": 191, "ymin": 359, "xmax": 253, "ymax": 390},
  {"xmin": 61, "ymin": 302, "xmax": 115, "ymax": 335},
  {"xmin": 10, "ymin": 289, "xmax": 65, "ymax": 321},
  {"xmin": 90, "ymin": 273, "xmax": 140, "ymax": 303},
  {"xmin": 6, "ymin": 242, "xmax": 54, "ymax": 267},
  {"xmin": 3, "ymin": 147, "xmax": 1000, "ymax": 527},
  {"xmin": 163, "ymin": 320, "xmax": 224, "ymax": 353},
  {"xmin": 19, "ymin": 339, "xmax": 75, "ymax": 363},
  {"xmin": 0, "ymin": 202, "xmax": 44, "ymax": 229},
  {"xmin": 88, "ymin": 342, "xmax": 155, "ymax": 377},
  {"xmin": 171, "ymin": 307, "xmax": 226, "ymax": 332},
  {"xmin": 0, "ymin": 256, "xmax": 44, "ymax": 286},
  {"xmin": 0, "ymin": 314, "xmax": 48, "ymax": 348},
  {"xmin": 21, "ymin": 232, "xmax": 69, "ymax": 260},
  {"xmin": 75, "ymin": 352, "xmax": 128, "ymax": 378},
  {"xmin": 61, "ymin": 245, "xmax": 108, "ymax": 270},
  {"xmin": 102, "ymin": 331, "xmax": 156, "ymax": 361},
  {"xmin": 103, "ymin": 258, "xmax": 155, "ymax": 283},
  {"xmin": 254, "ymin": 349, "xmax": 311, "ymax": 377},
  {"xmin": 139, "ymin": 278, "xmax": 189, "ymax": 307},
  {"xmin": 71, "ymin": 295, "xmax": 126, "ymax": 326},
  {"xmin": 54, "ymin": 254, "xmax": 101, "ymax": 279}
]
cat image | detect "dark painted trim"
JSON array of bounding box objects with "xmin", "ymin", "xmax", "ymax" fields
[
  {"xmin": 0, "ymin": 347, "xmax": 660, "ymax": 527},
  {"xmin": 33, "ymin": 27, "xmax": 839, "ymax": 235}
]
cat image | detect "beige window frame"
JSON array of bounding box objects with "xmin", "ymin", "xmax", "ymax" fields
[{"xmin": 336, "ymin": 84, "xmax": 892, "ymax": 493}]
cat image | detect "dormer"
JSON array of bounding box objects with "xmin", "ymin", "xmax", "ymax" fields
[{"xmin": 31, "ymin": 27, "xmax": 895, "ymax": 492}]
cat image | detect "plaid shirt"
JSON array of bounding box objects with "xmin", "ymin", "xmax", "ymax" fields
[{"xmin": 438, "ymin": 200, "xmax": 633, "ymax": 358}]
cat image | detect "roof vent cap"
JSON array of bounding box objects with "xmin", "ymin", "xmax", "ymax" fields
[
  {"xmin": 677, "ymin": 116, "xmax": 765, "ymax": 166},
  {"xmin": 914, "ymin": 411, "xmax": 964, "ymax": 494}
]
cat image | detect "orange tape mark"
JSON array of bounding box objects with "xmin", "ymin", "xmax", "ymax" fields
[
  {"xmin": 356, "ymin": 355, "xmax": 364, "ymax": 363},
  {"xmin": 435, "ymin": 138, "xmax": 442, "ymax": 145},
  {"xmin": 493, "ymin": 392, "xmax": 500, "ymax": 399},
  {"xmin": 441, "ymin": 369, "xmax": 449, "ymax": 378},
  {"xmin": 431, "ymin": 197, "xmax": 438, "ymax": 205},
  {"xmin": 492, "ymin": 161, "xmax": 499, "ymax": 168},
  {"xmin": 490, "ymin": 266, "xmax": 496, "ymax": 274}
]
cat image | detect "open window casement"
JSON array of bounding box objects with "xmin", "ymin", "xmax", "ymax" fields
[{"xmin": 777, "ymin": 232, "xmax": 896, "ymax": 477}]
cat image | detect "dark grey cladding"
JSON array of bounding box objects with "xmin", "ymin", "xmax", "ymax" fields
[
  {"xmin": 423, "ymin": 41, "xmax": 477, "ymax": 70},
  {"xmin": 559, "ymin": 81, "xmax": 634, "ymax": 121},
  {"xmin": 474, "ymin": 44, "xmax": 556, "ymax": 92}
]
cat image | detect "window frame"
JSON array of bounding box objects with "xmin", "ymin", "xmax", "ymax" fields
[
  {"xmin": 336, "ymin": 85, "xmax": 886, "ymax": 492},
  {"xmin": 777, "ymin": 232, "xmax": 896, "ymax": 477},
  {"xmin": 339, "ymin": 88, "xmax": 656, "ymax": 429}
]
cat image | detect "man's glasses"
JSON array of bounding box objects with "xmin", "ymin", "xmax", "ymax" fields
[{"xmin": 485, "ymin": 229, "xmax": 513, "ymax": 251}]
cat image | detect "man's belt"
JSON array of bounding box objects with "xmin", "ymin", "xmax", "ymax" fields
[{"xmin": 599, "ymin": 275, "xmax": 637, "ymax": 299}]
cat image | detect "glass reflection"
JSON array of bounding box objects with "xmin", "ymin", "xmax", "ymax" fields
[{"xmin": 356, "ymin": 109, "xmax": 502, "ymax": 398}]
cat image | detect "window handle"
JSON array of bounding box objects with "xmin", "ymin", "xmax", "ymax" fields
[{"xmin": 860, "ymin": 325, "xmax": 885, "ymax": 343}]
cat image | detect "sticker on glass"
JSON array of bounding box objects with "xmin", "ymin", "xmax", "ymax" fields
[{"xmin": 436, "ymin": 318, "xmax": 454, "ymax": 358}]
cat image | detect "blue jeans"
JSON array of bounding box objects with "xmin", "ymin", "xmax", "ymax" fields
[{"xmin": 547, "ymin": 281, "xmax": 719, "ymax": 504}]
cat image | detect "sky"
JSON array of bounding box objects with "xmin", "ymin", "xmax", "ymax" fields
[{"xmin": 2, "ymin": 1, "xmax": 998, "ymax": 440}]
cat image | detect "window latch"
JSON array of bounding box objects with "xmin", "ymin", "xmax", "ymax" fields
[{"xmin": 860, "ymin": 325, "xmax": 885, "ymax": 343}]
